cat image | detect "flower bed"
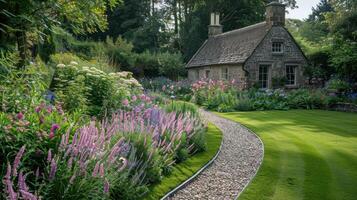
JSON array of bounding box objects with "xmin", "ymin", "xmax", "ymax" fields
[{"xmin": 0, "ymin": 62, "xmax": 208, "ymax": 200}]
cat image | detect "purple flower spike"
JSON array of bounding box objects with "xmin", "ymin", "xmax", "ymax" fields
[
  {"xmin": 104, "ymin": 179, "xmax": 110, "ymax": 193},
  {"xmin": 92, "ymin": 162, "xmax": 100, "ymax": 177},
  {"xmin": 20, "ymin": 190, "xmax": 38, "ymax": 200},
  {"xmin": 47, "ymin": 149, "xmax": 52, "ymax": 163},
  {"xmin": 13, "ymin": 145, "xmax": 26, "ymax": 177},
  {"xmin": 49, "ymin": 158, "xmax": 57, "ymax": 180}
]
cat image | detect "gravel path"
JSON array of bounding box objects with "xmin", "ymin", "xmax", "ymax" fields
[{"xmin": 167, "ymin": 111, "xmax": 264, "ymax": 200}]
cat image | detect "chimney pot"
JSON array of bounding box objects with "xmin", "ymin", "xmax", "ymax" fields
[{"xmin": 208, "ymin": 12, "xmax": 223, "ymax": 37}]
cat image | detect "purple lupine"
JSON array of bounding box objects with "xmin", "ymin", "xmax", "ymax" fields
[
  {"xmin": 99, "ymin": 163, "xmax": 105, "ymax": 177},
  {"xmin": 67, "ymin": 157, "xmax": 73, "ymax": 169},
  {"xmin": 20, "ymin": 190, "xmax": 38, "ymax": 200},
  {"xmin": 104, "ymin": 179, "xmax": 110, "ymax": 193},
  {"xmin": 13, "ymin": 145, "xmax": 26, "ymax": 177},
  {"xmin": 49, "ymin": 158, "xmax": 57, "ymax": 180},
  {"xmin": 4, "ymin": 163, "xmax": 17, "ymax": 200},
  {"xmin": 92, "ymin": 162, "xmax": 100, "ymax": 177},
  {"xmin": 47, "ymin": 149, "xmax": 52, "ymax": 163}
]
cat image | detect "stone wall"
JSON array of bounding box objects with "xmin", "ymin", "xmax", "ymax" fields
[
  {"xmin": 188, "ymin": 65, "xmax": 247, "ymax": 89},
  {"xmin": 244, "ymin": 26, "xmax": 307, "ymax": 88},
  {"xmin": 329, "ymin": 103, "xmax": 357, "ymax": 113}
]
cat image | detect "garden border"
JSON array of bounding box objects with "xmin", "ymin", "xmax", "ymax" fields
[{"xmin": 160, "ymin": 124, "xmax": 224, "ymax": 200}]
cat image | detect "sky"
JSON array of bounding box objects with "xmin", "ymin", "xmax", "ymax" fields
[{"xmin": 286, "ymin": 0, "xmax": 321, "ymax": 20}]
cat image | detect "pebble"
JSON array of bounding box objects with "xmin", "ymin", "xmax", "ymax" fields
[{"xmin": 167, "ymin": 111, "xmax": 264, "ymax": 200}]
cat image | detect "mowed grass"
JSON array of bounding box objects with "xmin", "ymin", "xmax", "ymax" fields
[
  {"xmin": 144, "ymin": 123, "xmax": 222, "ymax": 200},
  {"xmin": 217, "ymin": 110, "xmax": 357, "ymax": 200}
]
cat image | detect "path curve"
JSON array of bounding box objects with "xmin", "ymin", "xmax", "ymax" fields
[{"xmin": 167, "ymin": 111, "xmax": 264, "ymax": 200}]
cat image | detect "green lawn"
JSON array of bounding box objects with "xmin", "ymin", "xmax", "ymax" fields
[
  {"xmin": 217, "ymin": 110, "xmax": 357, "ymax": 200},
  {"xmin": 144, "ymin": 123, "xmax": 222, "ymax": 200}
]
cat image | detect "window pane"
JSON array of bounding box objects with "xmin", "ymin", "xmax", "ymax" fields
[{"xmin": 286, "ymin": 65, "xmax": 296, "ymax": 85}]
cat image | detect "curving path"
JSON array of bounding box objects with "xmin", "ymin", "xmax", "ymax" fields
[{"xmin": 167, "ymin": 111, "xmax": 264, "ymax": 200}]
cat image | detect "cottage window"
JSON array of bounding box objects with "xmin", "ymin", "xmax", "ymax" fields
[
  {"xmin": 259, "ymin": 65, "xmax": 269, "ymax": 89},
  {"xmin": 221, "ymin": 67, "xmax": 229, "ymax": 80},
  {"xmin": 286, "ymin": 65, "xmax": 297, "ymax": 86},
  {"xmin": 205, "ymin": 70, "xmax": 211, "ymax": 79},
  {"xmin": 195, "ymin": 69, "xmax": 200, "ymax": 80},
  {"xmin": 272, "ymin": 42, "xmax": 283, "ymax": 53}
]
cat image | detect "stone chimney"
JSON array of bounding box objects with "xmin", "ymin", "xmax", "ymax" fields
[
  {"xmin": 266, "ymin": 1, "xmax": 286, "ymax": 27},
  {"xmin": 208, "ymin": 12, "xmax": 223, "ymax": 37}
]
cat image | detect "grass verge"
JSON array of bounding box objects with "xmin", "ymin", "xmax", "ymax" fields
[
  {"xmin": 143, "ymin": 123, "xmax": 223, "ymax": 200},
  {"xmin": 217, "ymin": 110, "xmax": 357, "ymax": 200}
]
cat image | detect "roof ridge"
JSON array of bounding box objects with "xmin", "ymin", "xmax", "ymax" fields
[{"xmin": 214, "ymin": 21, "xmax": 267, "ymax": 37}]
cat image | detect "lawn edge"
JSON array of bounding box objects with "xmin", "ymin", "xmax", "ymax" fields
[
  {"xmin": 213, "ymin": 112, "xmax": 266, "ymax": 200},
  {"xmin": 159, "ymin": 123, "xmax": 224, "ymax": 200}
]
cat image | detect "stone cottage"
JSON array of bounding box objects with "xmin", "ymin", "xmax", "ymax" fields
[{"xmin": 186, "ymin": 1, "xmax": 307, "ymax": 89}]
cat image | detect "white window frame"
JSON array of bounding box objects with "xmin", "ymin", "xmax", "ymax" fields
[
  {"xmin": 221, "ymin": 67, "xmax": 229, "ymax": 80},
  {"xmin": 285, "ymin": 64, "xmax": 297, "ymax": 86},
  {"xmin": 272, "ymin": 42, "xmax": 284, "ymax": 53}
]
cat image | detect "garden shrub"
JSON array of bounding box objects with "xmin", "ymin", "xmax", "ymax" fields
[
  {"xmin": 191, "ymin": 79, "xmax": 239, "ymax": 112},
  {"xmin": 165, "ymin": 101, "xmax": 199, "ymax": 118},
  {"xmin": 50, "ymin": 61, "xmax": 142, "ymax": 117}
]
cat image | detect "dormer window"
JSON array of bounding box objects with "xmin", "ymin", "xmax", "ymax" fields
[{"xmin": 272, "ymin": 42, "xmax": 283, "ymax": 53}]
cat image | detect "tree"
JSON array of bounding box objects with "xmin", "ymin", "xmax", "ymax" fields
[
  {"xmin": 325, "ymin": 0, "xmax": 357, "ymax": 81},
  {"xmin": 0, "ymin": 0, "xmax": 120, "ymax": 68}
]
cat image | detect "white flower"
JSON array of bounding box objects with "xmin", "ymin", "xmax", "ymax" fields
[
  {"xmin": 57, "ymin": 63, "xmax": 66, "ymax": 68},
  {"xmin": 70, "ymin": 61, "xmax": 78, "ymax": 66}
]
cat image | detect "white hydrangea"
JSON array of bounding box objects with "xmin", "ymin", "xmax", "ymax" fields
[
  {"xmin": 69, "ymin": 61, "xmax": 78, "ymax": 66},
  {"xmin": 57, "ymin": 63, "xmax": 66, "ymax": 68}
]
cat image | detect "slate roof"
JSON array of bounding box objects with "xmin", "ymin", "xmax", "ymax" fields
[{"xmin": 186, "ymin": 21, "xmax": 270, "ymax": 68}]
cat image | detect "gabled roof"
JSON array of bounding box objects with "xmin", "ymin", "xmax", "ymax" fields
[{"xmin": 186, "ymin": 22, "xmax": 270, "ymax": 68}]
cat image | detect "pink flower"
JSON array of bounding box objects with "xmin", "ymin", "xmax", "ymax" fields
[
  {"xmin": 35, "ymin": 106, "xmax": 41, "ymax": 113},
  {"xmin": 122, "ymin": 99, "xmax": 129, "ymax": 106},
  {"xmin": 132, "ymin": 95, "xmax": 137, "ymax": 101},
  {"xmin": 47, "ymin": 106, "xmax": 52, "ymax": 113},
  {"xmin": 17, "ymin": 112, "xmax": 24, "ymax": 120},
  {"xmin": 140, "ymin": 94, "xmax": 146, "ymax": 100},
  {"xmin": 162, "ymin": 85, "xmax": 166, "ymax": 91},
  {"xmin": 49, "ymin": 132, "xmax": 55, "ymax": 139},
  {"xmin": 50, "ymin": 124, "xmax": 60, "ymax": 132}
]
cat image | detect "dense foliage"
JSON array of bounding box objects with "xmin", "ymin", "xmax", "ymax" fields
[
  {"xmin": 0, "ymin": 54, "xmax": 207, "ymax": 200},
  {"xmin": 287, "ymin": 0, "xmax": 357, "ymax": 85}
]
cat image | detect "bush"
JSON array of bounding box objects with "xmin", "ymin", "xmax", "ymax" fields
[
  {"xmin": 235, "ymin": 95, "xmax": 254, "ymax": 111},
  {"xmin": 327, "ymin": 79, "xmax": 351, "ymax": 92},
  {"xmin": 165, "ymin": 101, "xmax": 199, "ymax": 118},
  {"xmin": 50, "ymin": 61, "xmax": 142, "ymax": 117},
  {"xmin": 191, "ymin": 80, "xmax": 239, "ymax": 112},
  {"xmin": 157, "ymin": 52, "xmax": 185, "ymax": 80}
]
